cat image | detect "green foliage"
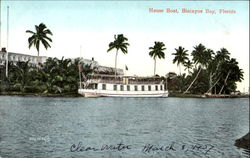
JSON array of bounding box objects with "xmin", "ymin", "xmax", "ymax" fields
[
  {"xmin": 107, "ymin": 34, "xmax": 129, "ymax": 76},
  {"xmin": 172, "ymin": 45, "xmax": 244, "ymax": 94},
  {"xmin": 0, "ymin": 42, "xmax": 244, "ymax": 95},
  {"xmin": 172, "ymin": 46, "xmax": 189, "ymax": 75},
  {"xmin": 0, "ymin": 57, "xmax": 95, "ymax": 94},
  {"xmin": 149, "ymin": 41, "xmax": 166, "ymax": 60},
  {"xmin": 26, "ymin": 23, "xmax": 53, "ymax": 56},
  {"xmin": 149, "ymin": 41, "xmax": 166, "ymax": 75},
  {"xmin": 107, "ymin": 34, "xmax": 129, "ymax": 54},
  {"xmin": 172, "ymin": 46, "xmax": 188, "ymax": 66}
]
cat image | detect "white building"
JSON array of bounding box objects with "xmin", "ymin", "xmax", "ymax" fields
[
  {"xmin": 0, "ymin": 51, "xmax": 47, "ymax": 65},
  {"xmin": 0, "ymin": 50, "xmax": 124, "ymax": 75}
]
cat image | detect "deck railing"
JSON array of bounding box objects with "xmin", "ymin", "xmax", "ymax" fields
[{"xmin": 87, "ymin": 79, "xmax": 164, "ymax": 85}]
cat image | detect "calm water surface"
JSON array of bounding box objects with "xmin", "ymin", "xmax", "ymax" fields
[{"xmin": 0, "ymin": 96, "xmax": 249, "ymax": 158}]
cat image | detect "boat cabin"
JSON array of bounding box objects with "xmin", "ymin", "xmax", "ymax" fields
[{"xmin": 82, "ymin": 74, "xmax": 167, "ymax": 92}]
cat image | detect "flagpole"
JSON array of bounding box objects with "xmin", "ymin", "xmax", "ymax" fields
[
  {"xmin": 5, "ymin": 6, "xmax": 9, "ymax": 77},
  {"xmin": 0, "ymin": 0, "xmax": 2, "ymax": 50},
  {"xmin": 7, "ymin": 6, "xmax": 9, "ymax": 50}
]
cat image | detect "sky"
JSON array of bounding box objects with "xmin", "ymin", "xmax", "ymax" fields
[{"xmin": 0, "ymin": 0, "xmax": 249, "ymax": 92}]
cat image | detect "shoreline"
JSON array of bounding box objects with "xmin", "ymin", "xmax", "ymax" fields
[
  {"xmin": 169, "ymin": 93, "xmax": 249, "ymax": 98},
  {"xmin": 0, "ymin": 92, "xmax": 249, "ymax": 98},
  {"xmin": 0, "ymin": 92, "xmax": 81, "ymax": 97}
]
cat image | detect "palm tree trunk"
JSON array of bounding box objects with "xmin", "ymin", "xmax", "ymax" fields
[
  {"xmin": 115, "ymin": 50, "xmax": 118, "ymax": 76},
  {"xmin": 219, "ymin": 70, "xmax": 231, "ymax": 94},
  {"xmin": 208, "ymin": 72, "xmax": 212, "ymax": 94},
  {"xmin": 179, "ymin": 65, "xmax": 181, "ymax": 75},
  {"xmin": 206, "ymin": 75, "xmax": 221, "ymax": 94},
  {"xmin": 184, "ymin": 66, "xmax": 202, "ymax": 94},
  {"xmin": 154, "ymin": 59, "xmax": 156, "ymax": 75},
  {"xmin": 207, "ymin": 62, "xmax": 221, "ymax": 94}
]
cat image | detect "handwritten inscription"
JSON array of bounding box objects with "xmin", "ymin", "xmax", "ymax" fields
[
  {"xmin": 70, "ymin": 142, "xmax": 214, "ymax": 156},
  {"xmin": 142, "ymin": 143, "xmax": 176, "ymax": 153},
  {"xmin": 70, "ymin": 142, "xmax": 132, "ymax": 152}
]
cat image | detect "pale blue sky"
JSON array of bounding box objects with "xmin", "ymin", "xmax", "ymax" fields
[
  {"xmin": 0, "ymin": 1, "xmax": 249, "ymax": 91},
  {"xmin": 1, "ymin": 1, "xmax": 248, "ymax": 33}
]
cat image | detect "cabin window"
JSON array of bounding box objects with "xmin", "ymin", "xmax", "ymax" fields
[
  {"xmin": 134, "ymin": 85, "xmax": 138, "ymax": 91},
  {"xmin": 120, "ymin": 85, "xmax": 124, "ymax": 91},
  {"xmin": 148, "ymin": 85, "xmax": 151, "ymax": 91},
  {"xmin": 155, "ymin": 85, "xmax": 158, "ymax": 91},
  {"xmin": 160, "ymin": 85, "xmax": 163, "ymax": 90},
  {"xmin": 94, "ymin": 84, "xmax": 98, "ymax": 89},
  {"xmin": 113, "ymin": 85, "xmax": 117, "ymax": 90},
  {"xmin": 127, "ymin": 85, "xmax": 130, "ymax": 91},
  {"xmin": 141, "ymin": 85, "xmax": 145, "ymax": 91},
  {"xmin": 102, "ymin": 84, "xmax": 106, "ymax": 90}
]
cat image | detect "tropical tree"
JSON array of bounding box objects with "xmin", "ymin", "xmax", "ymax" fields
[
  {"xmin": 184, "ymin": 59, "xmax": 193, "ymax": 74},
  {"xmin": 217, "ymin": 58, "xmax": 243, "ymax": 94},
  {"xmin": 149, "ymin": 41, "xmax": 166, "ymax": 75},
  {"xmin": 215, "ymin": 48, "xmax": 230, "ymax": 62},
  {"xmin": 0, "ymin": 56, "xmax": 98, "ymax": 95},
  {"xmin": 206, "ymin": 48, "xmax": 230, "ymax": 94},
  {"xmin": 107, "ymin": 34, "xmax": 129, "ymax": 76},
  {"xmin": 190, "ymin": 68, "xmax": 210, "ymax": 94},
  {"xmin": 13, "ymin": 61, "xmax": 31, "ymax": 91},
  {"xmin": 0, "ymin": 61, "xmax": 15, "ymax": 91},
  {"xmin": 172, "ymin": 46, "xmax": 189, "ymax": 75},
  {"xmin": 26, "ymin": 23, "xmax": 53, "ymax": 56},
  {"xmin": 184, "ymin": 44, "xmax": 212, "ymax": 93}
]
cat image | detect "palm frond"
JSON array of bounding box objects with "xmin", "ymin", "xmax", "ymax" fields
[
  {"xmin": 44, "ymin": 29, "xmax": 53, "ymax": 36},
  {"xmin": 42, "ymin": 35, "xmax": 53, "ymax": 42},
  {"xmin": 26, "ymin": 30, "xmax": 35, "ymax": 34}
]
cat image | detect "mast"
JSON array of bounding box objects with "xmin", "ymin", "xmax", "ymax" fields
[{"xmin": 5, "ymin": 6, "xmax": 9, "ymax": 77}]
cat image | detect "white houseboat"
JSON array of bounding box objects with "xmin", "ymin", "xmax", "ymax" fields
[{"xmin": 78, "ymin": 74, "xmax": 168, "ymax": 97}]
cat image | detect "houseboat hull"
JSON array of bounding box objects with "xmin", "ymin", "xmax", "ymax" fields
[{"xmin": 78, "ymin": 89, "xmax": 168, "ymax": 98}]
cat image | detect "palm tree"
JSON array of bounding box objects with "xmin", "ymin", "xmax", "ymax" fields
[
  {"xmin": 218, "ymin": 58, "xmax": 243, "ymax": 94},
  {"xmin": 149, "ymin": 41, "xmax": 166, "ymax": 75},
  {"xmin": 172, "ymin": 46, "xmax": 189, "ymax": 75},
  {"xmin": 184, "ymin": 59, "xmax": 193, "ymax": 74},
  {"xmin": 107, "ymin": 34, "xmax": 129, "ymax": 76},
  {"xmin": 26, "ymin": 23, "xmax": 53, "ymax": 56},
  {"xmin": 215, "ymin": 48, "xmax": 230, "ymax": 62},
  {"xmin": 206, "ymin": 48, "xmax": 230, "ymax": 94},
  {"xmin": 205, "ymin": 49, "xmax": 215, "ymax": 94},
  {"xmin": 184, "ymin": 44, "xmax": 212, "ymax": 94}
]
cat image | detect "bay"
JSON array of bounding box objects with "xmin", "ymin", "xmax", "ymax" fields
[{"xmin": 0, "ymin": 96, "xmax": 249, "ymax": 158}]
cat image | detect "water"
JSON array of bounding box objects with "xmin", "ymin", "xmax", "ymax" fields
[{"xmin": 0, "ymin": 96, "xmax": 249, "ymax": 158}]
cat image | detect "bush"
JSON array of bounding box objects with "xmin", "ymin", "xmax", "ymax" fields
[
  {"xmin": 0, "ymin": 84, "xmax": 21, "ymax": 92},
  {"xmin": 22, "ymin": 86, "xmax": 41, "ymax": 93}
]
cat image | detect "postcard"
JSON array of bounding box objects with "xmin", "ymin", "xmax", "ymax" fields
[{"xmin": 0, "ymin": 1, "xmax": 249, "ymax": 158}]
